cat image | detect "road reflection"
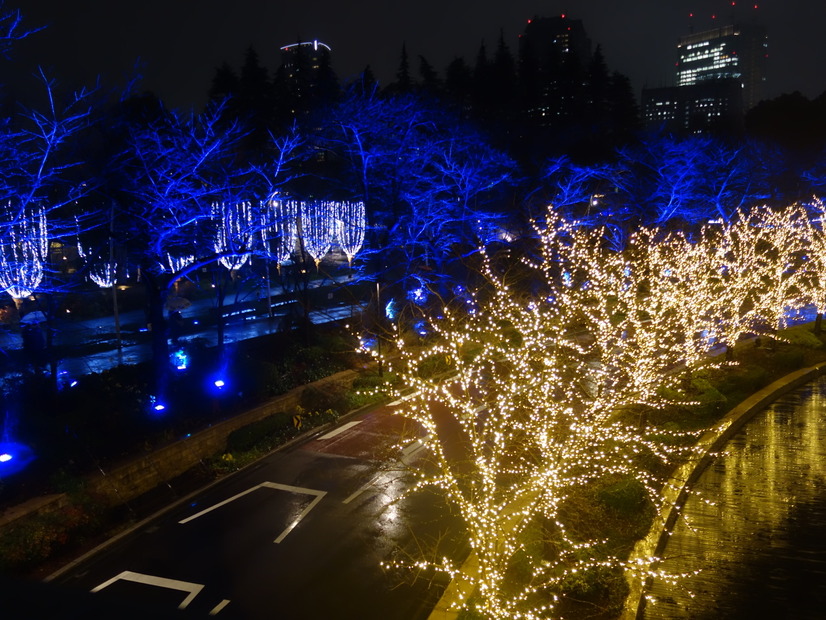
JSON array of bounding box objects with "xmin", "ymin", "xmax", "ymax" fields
[{"xmin": 644, "ymin": 376, "xmax": 826, "ymax": 618}]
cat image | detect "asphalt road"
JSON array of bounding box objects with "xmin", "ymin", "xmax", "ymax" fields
[{"xmin": 47, "ymin": 406, "xmax": 468, "ymax": 620}]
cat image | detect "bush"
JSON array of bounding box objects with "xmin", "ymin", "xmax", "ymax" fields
[
  {"xmin": 716, "ymin": 365, "xmax": 771, "ymax": 400},
  {"xmin": 225, "ymin": 412, "xmax": 293, "ymax": 453},
  {"xmin": 300, "ymin": 383, "xmax": 348, "ymax": 414},
  {"xmin": 0, "ymin": 494, "xmax": 105, "ymax": 573},
  {"xmin": 776, "ymin": 326, "xmax": 822, "ymax": 349},
  {"xmin": 598, "ymin": 477, "xmax": 650, "ymax": 518},
  {"xmin": 771, "ymin": 348, "xmax": 805, "ymax": 372},
  {"xmin": 690, "ymin": 377, "xmax": 728, "ymax": 416}
]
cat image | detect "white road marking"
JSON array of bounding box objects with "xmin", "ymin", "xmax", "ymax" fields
[
  {"xmin": 343, "ymin": 476, "xmax": 379, "ymax": 504},
  {"xmin": 90, "ymin": 570, "xmax": 203, "ymax": 609},
  {"xmin": 316, "ymin": 420, "xmax": 362, "ymax": 440},
  {"xmin": 178, "ymin": 481, "xmax": 326, "ymax": 544},
  {"xmin": 209, "ymin": 599, "xmax": 231, "ymax": 615},
  {"xmin": 402, "ymin": 434, "xmax": 430, "ymax": 457}
]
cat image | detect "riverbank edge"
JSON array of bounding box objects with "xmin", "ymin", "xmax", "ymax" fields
[{"xmin": 621, "ymin": 360, "xmax": 826, "ymax": 620}]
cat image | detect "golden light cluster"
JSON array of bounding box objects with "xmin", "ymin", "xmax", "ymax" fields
[{"xmin": 380, "ymin": 202, "xmax": 826, "ymax": 619}]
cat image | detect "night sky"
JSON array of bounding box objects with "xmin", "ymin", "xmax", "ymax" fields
[{"xmin": 5, "ymin": 0, "xmax": 826, "ymax": 110}]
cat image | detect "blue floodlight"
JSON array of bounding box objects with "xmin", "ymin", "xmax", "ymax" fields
[
  {"xmin": 149, "ymin": 395, "xmax": 167, "ymax": 414},
  {"xmin": 172, "ymin": 348, "xmax": 190, "ymax": 371},
  {"xmin": 0, "ymin": 441, "xmax": 35, "ymax": 477},
  {"xmin": 407, "ymin": 287, "xmax": 428, "ymax": 305}
]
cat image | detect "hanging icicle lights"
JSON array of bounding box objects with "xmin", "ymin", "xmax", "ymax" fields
[
  {"xmin": 164, "ymin": 253, "xmax": 195, "ymax": 274},
  {"xmin": 88, "ymin": 261, "xmax": 117, "ymax": 288},
  {"xmin": 78, "ymin": 241, "xmax": 118, "ymax": 289},
  {"xmin": 260, "ymin": 194, "xmax": 297, "ymax": 268},
  {"xmin": 294, "ymin": 199, "xmax": 366, "ymax": 268},
  {"xmin": 212, "ymin": 200, "xmax": 256, "ymax": 271},
  {"xmin": 333, "ymin": 200, "xmax": 365, "ymax": 266},
  {"xmin": 0, "ymin": 205, "xmax": 48, "ymax": 299},
  {"xmin": 297, "ymin": 199, "xmax": 336, "ymax": 268}
]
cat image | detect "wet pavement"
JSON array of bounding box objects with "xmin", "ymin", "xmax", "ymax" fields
[
  {"xmin": 0, "ymin": 277, "xmax": 365, "ymax": 380},
  {"xmin": 643, "ymin": 376, "xmax": 826, "ymax": 619},
  {"xmin": 49, "ymin": 403, "xmax": 466, "ymax": 620}
]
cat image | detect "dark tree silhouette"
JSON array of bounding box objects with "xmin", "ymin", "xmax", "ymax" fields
[{"xmin": 418, "ymin": 55, "xmax": 441, "ymax": 95}]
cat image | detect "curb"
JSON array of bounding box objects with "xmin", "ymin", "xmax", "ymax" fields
[{"xmin": 621, "ymin": 360, "xmax": 826, "ymax": 619}]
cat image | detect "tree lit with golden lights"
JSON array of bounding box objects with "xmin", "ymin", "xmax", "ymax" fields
[{"xmin": 382, "ymin": 209, "xmax": 729, "ymax": 619}]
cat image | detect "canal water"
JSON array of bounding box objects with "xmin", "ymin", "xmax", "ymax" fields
[{"xmin": 643, "ymin": 376, "xmax": 826, "ymax": 619}]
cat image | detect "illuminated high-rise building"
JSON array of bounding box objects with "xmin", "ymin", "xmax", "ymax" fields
[
  {"xmin": 277, "ymin": 40, "xmax": 336, "ymax": 118},
  {"xmin": 279, "ymin": 40, "xmax": 332, "ymax": 83},
  {"xmin": 642, "ymin": 10, "xmax": 767, "ymax": 134},
  {"xmin": 676, "ymin": 22, "xmax": 767, "ymax": 110}
]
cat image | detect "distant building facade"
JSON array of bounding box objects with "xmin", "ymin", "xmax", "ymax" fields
[
  {"xmin": 519, "ymin": 15, "xmax": 593, "ymax": 126},
  {"xmin": 277, "ymin": 40, "xmax": 335, "ymax": 118},
  {"xmin": 643, "ymin": 17, "xmax": 767, "ymax": 134},
  {"xmin": 642, "ymin": 79, "xmax": 744, "ymax": 134},
  {"xmin": 676, "ymin": 22, "xmax": 767, "ymax": 109},
  {"xmin": 521, "ymin": 15, "xmax": 592, "ymax": 63},
  {"xmin": 280, "ymin": 40, "xmax": 332, "ymax": 79}
]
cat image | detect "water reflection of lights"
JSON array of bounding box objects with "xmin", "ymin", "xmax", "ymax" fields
[{"xmin": 644, "ymin": 379, "xmax": 826, "ymax": 617}]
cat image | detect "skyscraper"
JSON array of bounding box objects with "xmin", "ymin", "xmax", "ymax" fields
[
  {"xmin": 676, "ymin": 22, "xmax": 768, "ymax": 110},
  {"xmin": 642, "ymin": 12, "xmax": 767, "ymax": 134},
  {"xmin": 519, "ymin": 15, "xmax": 593, "ymax": 126},
  {"xmin": 279, "ymin": 40, "xmax": 332, "ymax": 85},
  {"xmin": 277, "ymin": 40, "xmax": 336, "ymax": 118}
]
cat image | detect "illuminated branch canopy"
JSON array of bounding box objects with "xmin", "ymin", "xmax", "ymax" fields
[{"xmin": 383, "ymin": 207, "xmax": 734, "ymax": 619}]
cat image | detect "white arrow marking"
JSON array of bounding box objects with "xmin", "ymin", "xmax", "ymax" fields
[{"xmin": 90, "ymin": 570, "xmax": 203, "ymax": 609}]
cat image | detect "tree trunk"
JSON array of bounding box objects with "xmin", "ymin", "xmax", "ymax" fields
[{"xmin": 143, "ymin": 268, "xmax": 169, "ymax": 400}]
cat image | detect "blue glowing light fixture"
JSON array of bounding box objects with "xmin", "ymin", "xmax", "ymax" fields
[
  {"xmin": 172, "ymin": 348, "xmax": 190, "ymax": 370},
  {"xmin": 149, "ymin": 395, "xmax": 167, "ymax": 414},
  {"xmin": 0, "ymin": 441, "xmax": 35, "ymax": 476}
]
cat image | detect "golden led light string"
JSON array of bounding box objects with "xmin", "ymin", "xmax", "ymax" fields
[{"xmin": 371, "ymin": 202, "xmax": 826, "ymax": 618}]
